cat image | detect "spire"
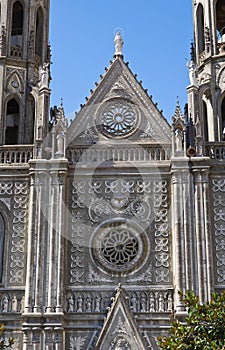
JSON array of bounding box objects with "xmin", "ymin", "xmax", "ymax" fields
[{"xmin": 114, "ymin": 31, "xmax": 124, "ymax": 57}]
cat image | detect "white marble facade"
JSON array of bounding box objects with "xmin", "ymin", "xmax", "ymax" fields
[{"xmin": 0, "ymin": 0, "xmax": 224, "ymax": 349}]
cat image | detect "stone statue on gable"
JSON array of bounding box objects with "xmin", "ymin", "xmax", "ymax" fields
[{"xmin": 114, "ymin": 32, "xmax": 124, "ymax": 56}]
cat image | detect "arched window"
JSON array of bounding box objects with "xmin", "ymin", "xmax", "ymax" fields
[
  {"xmin": 221, "ymin": 97, "xmax": 225, "ymax": 140},
  {"xmin": 5, "ymin": 98, "xmax": 19, "ymax": 145},
  {"xmin": 27, "ymin": 94, "xmax": 35, "ymax": 143},
  {"xmin": 197, "ymin": 4, "xmax": 205, "ymax": 54},
  {"xmin": 35, "ymin": 7, "xmax": 44, "ymax": 58},
  {"xmin": 0, "ymin": 214, "xmax": 5, "ymax": 284},
  {"xmin": 11, "ymin": 1, "xmax": 23, "ymax": 47},
  {"xmin": 203, "ymin": 100, "xmax": 208, "ymax": 141},
  {"xmin": 216, "ymin": 0, "xmax": 225, "ymax": 42}
]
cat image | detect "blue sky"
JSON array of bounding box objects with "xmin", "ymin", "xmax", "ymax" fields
[{"xmin": 49, "ymin": 1, "xmax": 193, "ymax": 123}]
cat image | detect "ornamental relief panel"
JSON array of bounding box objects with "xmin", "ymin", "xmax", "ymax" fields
[
  {"xmin": 65, "ymin": 290, "xmax": 173, "ymax": 314},
  {"xmin": 212, "ymin": 179, "xmax": 225, "ymax": 283},
  {"xmin": 69, "ymin": 177, "xmax": 171, "ymax": 286},
  {"xmin": 0, "ymin": 181, "xmax": 29, "ymax": 286}
]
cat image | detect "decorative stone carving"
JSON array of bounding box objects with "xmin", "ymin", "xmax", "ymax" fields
[
  {"xmin": 140, "ymin": 121, "xmax": 158, "ymax": 139},
  {"xmin": 4, "ymin": 182, "xmax": 29, "ymax": 286},
  {"xmin": 87, "ymin": 265, "xmax": 113, "ymax": 283},
  {"xmin": 0, "ymin": 25, "xmax": 6, "ymax": 56},
  {"xmin": 212, "ymin": 179, "xmax": 225, "ymax": 283},
  {"xmin": 71, "ymin": 177, "xmax": 170, "ymax": 284},
  {"xmin": 153, "ymin": 180, "xmax": 170, "ymax": 283},
  {"xmin": 126, "ymin": 264, "xmax": 153, "ymax": 283},
  {"xmin": 70, "ymin": 181, "xmax": 86, "ymax": 284},
  {"xmin": 69, "ymin": 336, "xmax": 87, "ymax": 350},
  {"xmin": 0, "ymin": 292, "xmax": 24, "ymax": 314},
  {"xmin": 68, "ymin": 295, "xmax": 75, "ymax": 312}
]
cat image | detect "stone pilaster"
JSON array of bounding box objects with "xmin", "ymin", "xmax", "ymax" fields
[
  {"xmin": 45, "ymin": 159, "xmax": 68, "ymax": 315},
  {"xmin": 192, "ymin": 160, "xmax": 213, "ymax": 302}
]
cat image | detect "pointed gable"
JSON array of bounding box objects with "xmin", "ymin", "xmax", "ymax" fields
[
  {"xmin": 95, "ymin": 286, "xmax": 146, "ymax": 350},
  {"xmin": 67, "ymin": 55, "xmax": 171, "ymax": 147}
]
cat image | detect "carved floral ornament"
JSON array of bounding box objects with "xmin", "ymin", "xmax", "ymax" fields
[
  {"xmin": 91, "ymin": 219, "xmax": 149, "ymax": 274},
  {"xmin": 96, "ymin": 99, "xmax": 140, "ymax": 138}
]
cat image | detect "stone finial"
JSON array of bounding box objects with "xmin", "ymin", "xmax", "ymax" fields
[{"xmin": 114, "ymin": 32, "xmax": 124, "ymax": 56}]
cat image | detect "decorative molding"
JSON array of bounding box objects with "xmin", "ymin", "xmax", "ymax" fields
[
  {"xmin": 153, "ymin": 180, "xmax": 170, "ymax": 283},
  {"xmin": 69, "ymin": 336, "xmax": 87, "ymax": 350},
  {"xmin": 9, "ymin": 182, "xmax": 28, "ymax": 285},
  {"xmin": 212, "ymin": 179, "xmax": 225, "ymax": 283}
]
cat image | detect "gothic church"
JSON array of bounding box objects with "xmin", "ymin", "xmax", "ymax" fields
[{"xmin": 0, "ymin": 0, "xmax": 225, "ymax": 349}]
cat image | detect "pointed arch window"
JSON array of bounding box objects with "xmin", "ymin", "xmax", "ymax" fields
[
  {"xmin": 221, "ymin": 97, "xmax": 225, "ymax": 140},
  {"xmin": 27, "ymin": 94, "xmax": 35, "ymax": 143},
  {"xmin": 197, "ymin": 4, "xmax": 205, "ymax": 54},
  {"xmin": 11, "ymin": 1, "xmax": 24, "ymax": 47},
  {"xmin": 203, "ymin": 100, "xmax": 209, "ymax": 142},
  {"xmin": 35, "ymin": 7, "xmax": 44, "ymax": 58},
  {"xmin": 216, "ymin": 0, "xmax": 225, "ymax": 42},
  {"xmin": 5, "ymin": 98, "xmax": 19, "ymax": 145},
  {"xmin": 0, "ymin": 213, "xmax": 5, "ymax": 284}
]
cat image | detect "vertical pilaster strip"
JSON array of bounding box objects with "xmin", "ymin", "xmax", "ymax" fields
[
  {"xmin": 202, "ymin": 169, "xmax": 213, "ymax": 299},
  {"xmin": 46, "ymin": 171, "xmax": 57, "ymax": 313},
  {"xmin": 171, "ymin": 170, "xmax": 184, "ymax": 312},
  {"xmin": 193, "ymin": 169, "xmax": 205, "ymax": 302},
  {"xmin": 24, "ymin": 172, "xmax": 35, "ymax": 313},
  {"xmin": 56, "ymin": 170, "xmax": 67, "ymax": 313},
  {"xmin": 33, "ymin": 171, "xmax": 48, "ymax": 313},
  {"xmin": 183, "ymin": 170, "xmax": 196, "ymax": 291}
]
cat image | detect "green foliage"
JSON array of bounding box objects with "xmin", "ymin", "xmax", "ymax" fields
[
  {"xmin": 0, "ymin": 325, "xmax": 14, "ymax": 350},
  {"xmin": 157, "ymin": 290, "xmax": 225, "ymax": 350}
]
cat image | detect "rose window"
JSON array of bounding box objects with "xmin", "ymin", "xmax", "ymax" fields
[
  {"xmin": 91, "ymin": 220, "xmax": 148, "ymax": 273},
  {"xmin": 97, "ymin": 100, "xmax": 139, "ymax": 137},
  {"xmin": 102, "ymin": 229, "xmax": 138, "ymax": 266}
]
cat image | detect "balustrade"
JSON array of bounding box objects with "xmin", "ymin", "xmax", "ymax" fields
[
  {"xmin": 205, "ymin": 143, "xmax": 225, "ymax": 160},
  {"xmin": 67, "ymin": 144, "xmax": 171, "ymax": 164},
  {"xmin": 0, "ymin": 146, "xmax": 33, "ymax": 164}
]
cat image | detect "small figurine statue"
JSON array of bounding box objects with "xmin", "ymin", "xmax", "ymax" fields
[
  {"xmin": 39, "ymin": 62, "xmax": 50, "ymax": 88},
  {"xmin": 12, "ymin": 295, "xmax": 18, "ymax": 313},
  {"xmin": 130, "ymin": 294, "xmax": 137, "ymax": 312},
  {"xmin": 20, "ymin": 296, "xmax": 25, "ymax": 313},
  {"xmin": 149, "ymin": 292, "xmax": 155, "ymax": 312},
  {"xmin": 95, "ymin": 295, "xmax": 101, "ymax": 313},
  {"xmin": 187, "ymin": 59, "xmax": 198, "ymax": 87},
  {"xmin": 86, "ymin": 297, "xmax": 92, "ymax": 313},
  {"xmin": 2, "ymin": 295, "xmax": 8, "ymax": 313},
  {"xmin": 167, "ymin": 293, "xmax": 173, "ymax": 312},
  {"xmin": 158, "ymin": 293, "xmax": 164, "ymax": 312},
  {"xmin": 77, "ymin": 295, "xmax": 83, "ymax": 312},
  {"xmin": 68, "ymin": 295, "xmax": 74, "ymax": 312},
  {"xmin": 140, "ymin": 294, "xmax": 146, "ymax": 312},
  {"xmin": 114, "ymin": 32, "xmax": 124, "ymax": 56},
  {"xmin": 175, "ymin": 128, "xmax": 183, "ymax": 153}
]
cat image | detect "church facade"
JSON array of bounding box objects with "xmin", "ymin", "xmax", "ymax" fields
[{"xmin": 0, "ymin": 0, "xmax": 225, "ymax": 349}]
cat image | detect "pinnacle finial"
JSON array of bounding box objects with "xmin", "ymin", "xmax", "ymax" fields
[{"xmin": 114, "ymin": 31, "xmax": 124, "ymax": 56}]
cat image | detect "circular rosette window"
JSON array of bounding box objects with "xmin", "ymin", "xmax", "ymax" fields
[
  {"xmin": 91, "ymin": 219, "xmax": 149, "ymax": 274},
  {"xmin": 96, "ymin": 99, "xmax": 139, "ymax": 138}
]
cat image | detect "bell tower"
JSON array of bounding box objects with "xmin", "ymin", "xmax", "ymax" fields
[
  {"xmin": 0, "ymin": 0, "xmax": 50, "ymax": 146},
  {"xmin": 187, "ymin": 0, "xmax": 225, "ymax": 153}
]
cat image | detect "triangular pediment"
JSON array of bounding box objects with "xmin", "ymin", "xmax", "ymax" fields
[
  {"xmin": 95, "ymin": 286, "xmax": 146, "ymax": 350},
  {"xmin": 67, "ymin": 56, "xmax": 171, "ymax": 147}
]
